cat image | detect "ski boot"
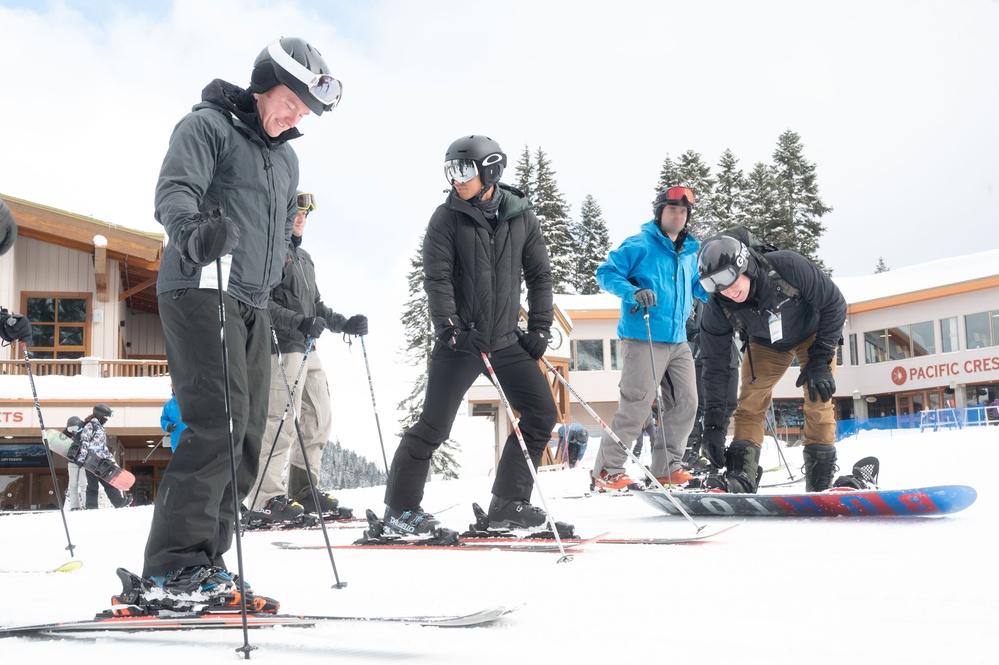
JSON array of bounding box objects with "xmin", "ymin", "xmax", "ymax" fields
[
  {"xmin": 487, "ymin": 496, "xmax": 548, "ymax": 530},
  {"xmin": 702, "ymin": 440, "xmax": 761, "ymax": 493},
  {"xmin": 106, "ymin": 566, "xmax": 278, "ymax": 617},
  {"xmin": 288, "ymin": 465, "xmax": 354, "ymax": 519},
  {"xmin": 802, "ymin": 444, "xmax": 838, "ymax": 492},
  {"xmin": 241, "ymin": 495, "xmax": 305, "ymax": 529},
  {"xmin": 357, "ymin": 508, "xmax": 458, "ymax": 545}
]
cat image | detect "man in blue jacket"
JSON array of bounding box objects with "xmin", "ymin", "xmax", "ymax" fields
[{"xmin": 592, "ymin": 186, "xmax": 708, "ymax": 491}]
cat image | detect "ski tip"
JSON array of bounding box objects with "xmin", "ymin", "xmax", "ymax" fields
[{"xmin": 54, "ymin": 561, "xmax": 84, "ymax": 573}]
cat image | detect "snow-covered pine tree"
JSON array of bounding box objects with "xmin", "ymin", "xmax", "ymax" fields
[
  {"xmin": 319, "ymin": 439, "xmax": 387, "ymax": 489},
  {"xmin": 513, "ymin": 145, "xmax": 534, "ymax": 200},
  {"xmin": 570, "ymin": 194, "xmax": 611, "ymax": 294},
  {"xmin": 532, "ymin": 148, "xmax": 575, "ymax": 294},
  {"xmin": 875, "ymin": 257, "xmax": 890, "ymax": 273},
  {"xmin": 396, "ymin": 238, "xmax": 461, "ymax": 479},
  {"xmin": 770, "ymin": 130, "xmax": 832, "ymax": 271},
  {"xmin": 743, "ymin": 161, "xmax": 781, "ymax": 242},
  {"xmin": 713, "ymin": 149, "xmax": 750, "ymax": 234}
]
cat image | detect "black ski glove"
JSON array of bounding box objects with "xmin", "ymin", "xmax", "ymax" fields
[
  {"xmin": 178, "ymin": 208, "xmax": 240, "ymax": 267},
  {"xmin": 519, "ymin": 329, "xmax": 549, "ymax": 360},
  {"xmin": 165, "ymin": 423, "xmax": 177, "ymax": 433},
  {"xmin": 441, "ymin": 318, "xmax": 489, "ymax": 355},
  {"xmin": 701, "ymin": 408, "xmax": 727, "ymax": 469},
  {"xmin": 297, "ymin": 316, "xmax": 327, "ymax": 339},
  {"xmin": 795, "ymin": 353, "xmax": 836, "ymax": 402},
  {"xmin": 343, "ymin": 314, "xmax": 368, "ymax": 336},
  {"xmin": 0, "ymin": 310, "xmax": 32, "ymax": 342},
  {"xmin": 633, "ymin": 288, "xmax": 657, "ymax": 308}
]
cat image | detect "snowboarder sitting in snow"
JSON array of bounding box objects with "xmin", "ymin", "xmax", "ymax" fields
[{"xmin": 696, "ymin": 233, "xmax": 846, "ymax": 493}]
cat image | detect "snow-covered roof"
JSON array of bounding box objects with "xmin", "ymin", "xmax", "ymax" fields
[
  {"xmin": 553, "ymin": 248, "xmax": 999, "ymax": 313},
  {"xmin": 832, "ymin": 248, "xmax": 999, "ymax": 305}
]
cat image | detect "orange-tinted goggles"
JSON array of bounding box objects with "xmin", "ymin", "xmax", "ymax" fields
[{"xmin": 664, "ymin": 186, "xmax": 694, "ymax": 205}]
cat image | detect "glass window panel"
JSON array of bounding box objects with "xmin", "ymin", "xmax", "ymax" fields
[
  {"xmin": 31, "ymin": 325, "xmax": 55, "ymax": 347},
  {"xmin": 27, "ymin": 298, "xmax": 55, "ymax": 322},
  {"xmin": 940, "ymin": 317, "xmax": 959, "ymax": 353},
  {"xmin": 966, "ymin": 312, "xmax": 991, "ymax": 349},
  {"xmin": 60, "ymin": 351, "xmax": 84, "ymax": 360},
  {"xmin": 886, "ymin": 327, "xmax": 910, "ymax": 360},
  {"xmin": 59, "ymin": 327, "xmax": 84, "ymax": 345},
  {"xmin": 911, "ymin": 321, "xmax": 934, "ymax": 356},
  {"xmin": 571, "ymin": 340, "xmax": 604, "ymax": 372},
  {"xmin": 864, "ymin": 330, "xmax": 887, "ymax": 364},
  {"xmin": 849, "ymin": 334, "xmax": 858, "ymax": 366},
  {"xmin": 610, "ymin": 340, "xmax": 624, "ymax": 371},
  {"xmin": 57, "ymin": 299, "xmax": 87, "ymax": 323}
]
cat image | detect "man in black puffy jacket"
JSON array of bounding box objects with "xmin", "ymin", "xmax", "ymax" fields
[{"xmin": 382, "ymin": 135, "xmax": 558, "ymax": 536}]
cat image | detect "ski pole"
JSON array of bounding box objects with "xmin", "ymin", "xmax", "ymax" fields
[
  {"xmin": 18, "ymin": 341, "xmax": 76, "ymax": 556},
  {"xmin": 247, "ymin": 339, "xmax": 313, "ymax": 512},
  {"xmin": 765, "ymin": 402, "xmax": 796, "ymax": 482},
  {"xmin": 210, "ymin": 261, "xmax": 254, "ymax": 657},
  {"xmin": 359, "ymin": 335, "xmax": 389, "ymax": 475},
  {"xmin": 517, "ymin": 329, "xmax": 705, "ymax": 532},
  {"xmin": 271, "ymin": 328, "xmax": 346, "ymax": 589},
  {"xmin": 479, "ymin": 351, "xmax": 572, "ymax": 563}
]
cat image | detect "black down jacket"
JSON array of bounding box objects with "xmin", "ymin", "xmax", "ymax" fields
[{"xmin": 423, "ymin": 184, "xmax": 553, "ymax": 352}]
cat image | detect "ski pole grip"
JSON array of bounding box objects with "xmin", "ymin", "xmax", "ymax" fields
[{"xmin": 629, "ymin": 304, "xmax": 641, "ymax": 315}]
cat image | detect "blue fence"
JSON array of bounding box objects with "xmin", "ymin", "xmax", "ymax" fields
[{"xmin": 836, "ymin": 406, "xmax": 995, "ymax": 441}]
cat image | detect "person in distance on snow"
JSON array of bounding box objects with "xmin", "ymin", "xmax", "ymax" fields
[
  {"xmin": 135, "ymin": 37, "xmax": 341, "ymax": 611},
  {"xmin": 76, "ymin": 404, "xmax": 130, "ymax": 509},
  {"xmin": 696, "ymin": 234, "xmax": 846, "ymax": 493},
  {"xmin": 0, "ymin": 199, "xmax": 33, "ymax": 345},
  {"xmin": 245, "ymin": 191, "xmax": 365, "ymax": 524},
  {"xmin": 381, "ymin": 134, "xmax": 558, "ymax": 536},
  {"xmin": 556, "ymin": 422, "xmax": 590, "ymax": 469},
  {"xmin": 591, "ymin": 186, "xmax": 708, "ymax": 492},
  {"xmin": 159, "ymin": 382, "xmax": 186, "ymax": 452}
]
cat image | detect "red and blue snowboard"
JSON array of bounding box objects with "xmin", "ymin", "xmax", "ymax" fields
[{"xmin": 636, "ymin": 484, "xmax": 976, "ymax": 518}]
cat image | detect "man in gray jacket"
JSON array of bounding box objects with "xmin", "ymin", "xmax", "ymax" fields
[
  {"xmin": 245, "ymin": 191, "xmax": 366, "ymax": 525},
  {"xmin": 122, "ymin": 38, "xmax": 341, "ymax": 613}
]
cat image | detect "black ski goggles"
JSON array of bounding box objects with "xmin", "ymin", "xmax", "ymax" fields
[{"xmin": 297, "ymin": 192, "xmax": 317, "ymax": 212}]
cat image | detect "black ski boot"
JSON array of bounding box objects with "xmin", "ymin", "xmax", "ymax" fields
[
  {"xmin": 802, "ymin": 444, "xmax": 838, "ymax": 492},
  {"xmin": 289, "ymin": 465, "xmax": 354, "ymax": 518},
  {"xmin": 722, "ymin": 440, "xmax": 761, "ymax": 493},
  {"xmin": 107, "ymin": 566, "xmax": 279, "ymax": 616},
  {"xmin": 487, "ymin": 496, "xmax": 547, "ymax": 530}
]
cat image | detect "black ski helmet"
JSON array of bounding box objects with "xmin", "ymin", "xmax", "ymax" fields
[
  {"xmin": 444, "ymin": 135, "xmax": 507, "ymax": 189},
  {"xmin": 250, "ymin": 37, "xmax": 340, "ymax": 116},
  {"xmin": 697, "ymin": 235, "xmax": 751, "ymax": 293},
  {"xmin": 93, "ymin": 403, "xmax": 113, "ymax": 423},
  {"xmin": 654, "ymin": 186, "xmax": 694, "ymax": 224},
  {"xmin": 64, "ymin": 415, "xmax": 84, "ymax": 434}
]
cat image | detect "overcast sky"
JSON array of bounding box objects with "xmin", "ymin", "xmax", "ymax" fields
[{"xmin": 2, "ymin": 0, "xmax": 997, "ymax": 463}]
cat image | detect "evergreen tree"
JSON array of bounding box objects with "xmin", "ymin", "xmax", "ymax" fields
[
  {"xmin": 744, "ymin": 161, "xmax": 781, "ymax": 243},
  {"xmin": 513, "ymin": 145, "xmax": 534, "ymax": 200},
  {"xmin": 874, "ymin": 257, "xmax": 890, "ymax": 273},
  {"xmin": 570, "ymin": 195, "xmax": 611, "ymax": 294},
  {"xmin": 770, "ymin": 130, "xmax": 832, "ymax": 270},
  {"xmin": 713, "ymin": 149, "xmax": 750, "ymax": 234},
  {"xmin": 396, "ymin": 238, "xmax": 461, "ymax": 479},
  {"xmin": 532, "ymin": 148, "xmax": 575, "ymax": 294},
  {"xmin": 319, "ymin": 439, "xmax": 387, "ymax": 489}
]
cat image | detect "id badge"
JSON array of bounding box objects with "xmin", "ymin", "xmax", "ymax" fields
[
  {"xmin": 768, "ymin": 311, "xmax": 783, "ymax": 343},
  {"xmin": 198, "ymin": 254, "xmax": 232, "ymax": 291}
]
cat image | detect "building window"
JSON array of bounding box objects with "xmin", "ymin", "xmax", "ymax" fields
[
  {"xmin": 849, "ymin": 334, "xmax": 859, "ymax": 366},
  {"xmin": 610, "ymin": 340, "xmax": 624, "ymax": 370},
  {"xmin": 966, "ymin": 310, "xmax": 998, "ymax": 349},
  {"xmin": 570, "ymin": 339, "xmax": 604, "ymax": 371},
  {"xmin": 24, "ymin": 294, "xmax": 89, "ymax": 359},
  {"xmin": 940, "ymin": 316, "xmax": 959, "ymax": 353},
  {"xmin": 910, "ymin": 321, "xmax": 934, "ymax": 356},
  {"xmin": 864, "ymin": 330, "xmax": 887, "ymax": 364}
]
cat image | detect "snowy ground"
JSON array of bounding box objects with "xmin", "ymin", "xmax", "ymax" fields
[{"xmin": 0, "ymin": 426, "xmax": 994, "ymax": 664}]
